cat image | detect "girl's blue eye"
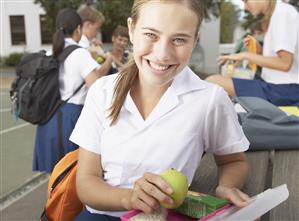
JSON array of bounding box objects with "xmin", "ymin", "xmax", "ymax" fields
[
  {"xmin": 144, "ymin": 33, "xmax": 157, "ymax": 40},
  {"xmin": 173, "ymin": 38, "xmax": 186, "ymax": 45}
]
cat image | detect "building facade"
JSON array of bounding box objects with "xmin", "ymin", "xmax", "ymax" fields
[{"xmin": 1, "ymin": 0, "xmax": 51, "ymax": 57}]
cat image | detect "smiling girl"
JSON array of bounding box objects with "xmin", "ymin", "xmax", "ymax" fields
[{"xmin": 70, "ymin": 1, "xmax": 250, "ymax": 220}]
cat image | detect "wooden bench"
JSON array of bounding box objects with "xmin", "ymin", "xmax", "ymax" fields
[{"xmin": 190, "ymin": 150, "xmax": 299, "ymax": 221}]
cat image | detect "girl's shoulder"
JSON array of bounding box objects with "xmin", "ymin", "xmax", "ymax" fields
[
  {"xmin": 275, "ymin": 2, "xmax": 299, "ymax": 18},
  {"xmin": 90, "ymin": 74, "xmax": 118, "ymax": 92}
]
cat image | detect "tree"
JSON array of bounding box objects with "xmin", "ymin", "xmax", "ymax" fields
[
  {"xmin": 34, "ymin": 0, "xmax": 83, "ymax": 34},
  {"xmin": 219, "ymin": 0, "xmax": 240, "ymax": 43},
  {"xmin": 95, "ymin": 0, "xmax": 133, "ymax": 42},
  {"xmin": 34, "ymin": 0, "xmax": 224, "ymax": 43}
]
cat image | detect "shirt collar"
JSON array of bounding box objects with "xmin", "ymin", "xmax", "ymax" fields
[
  {"xmin": 170, "ymin": 66, "xmax": 206, "ymax": 96},
  {"xmin": 122, "ymin": 66, "xmax": 206, "ymax": 124},
  {"xmin": 64, "ymin": 38, "xmax": 79, "ymax": 47},
  {"xmin": 79, "ymin": 35, "xmax": 90, "ymax": 48}
]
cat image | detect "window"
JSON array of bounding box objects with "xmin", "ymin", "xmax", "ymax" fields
[
  {"xmin": 40, "ymin": 15, "xmax": 52, "ymax": 44},
  {"xmin": 10, "ymin": 16, "xmax": 26, "ymax": 45}
]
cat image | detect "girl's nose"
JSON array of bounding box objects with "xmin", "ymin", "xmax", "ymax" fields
[{"xmin": 153, "ymin": 39, "xmax": 172, "ymax": 62}]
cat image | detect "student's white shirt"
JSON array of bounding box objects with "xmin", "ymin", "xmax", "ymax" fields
[
  {"xmin": 261, "ymin": 2, "xmax": 299, "ymax": 84},
  {"xmin": 70, "ymin": 67, "xmax": 249, "ymax": 217},
  {"xmin": 78, "ymin": 34, "xmax": 90, "ymax": 48},
  {"xmin": 59, "ymin": 38, "xmax": 99, "ymax": 105}
]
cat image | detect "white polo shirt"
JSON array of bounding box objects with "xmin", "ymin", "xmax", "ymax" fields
[
  {"xmin": 79, "ymin": 34, "xmax": 91, "ymax": 49},
  {"xmin": 262, "ymin": 2, "xmax": 299, "ymax": 84},
  {"xmin": 59, "ymin": 38, "xmax": 99, "ymax": 105},
  {"xmin": 70, "ymin": 67, "xmax": 249, "ymax": 217}
]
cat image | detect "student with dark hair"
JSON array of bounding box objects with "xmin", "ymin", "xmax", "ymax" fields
[
  {"xmin": 70, "ymin": 0, "xmax": 250, "ymax": 220},
  {"xmin": 33, "ymin": 8, "xmax": 106, "ymax": 173}
]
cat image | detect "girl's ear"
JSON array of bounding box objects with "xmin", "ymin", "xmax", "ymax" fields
[
  {"xmin": 76, "ymin": 25, "xmax": 82, "ymax": 36},
  {"xmin": 194, "ymin": 31, "xmax": 200, "ymax": 48},
  {"xmin": 127, "ymin": 17, "xmax": 134, "ymax": 44}
]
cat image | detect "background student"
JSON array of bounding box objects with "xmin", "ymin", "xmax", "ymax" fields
[
  {"xmin": 77, "ymin": 4, "xmax": 105, "ymax": 48},
  {"xmin": 33, "ymin": 8, "xmax": 105, "ymax": 173},
  {"xmin": 70, "ymin": 0, "xmax": 250, "ymax": 220},
  {"xmin": 206, "ymin": 0, "xmax": 299, "ymax": 106},
  {"xmin": 77, "ymin": 4, "xmax": 114, "ymax": 77},
  {"xmin": 102, "ymin": 25, "xmax": 130, "ymax": 75}
]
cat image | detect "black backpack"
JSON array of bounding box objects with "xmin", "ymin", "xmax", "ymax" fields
[{"xmin": 10, "ymin": 45, "xmax": 84, "ymax": 125}]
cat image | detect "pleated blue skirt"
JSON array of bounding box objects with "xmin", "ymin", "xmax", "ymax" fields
[{"xmin": 33, "ymin": 103, "xmax": 83, "ymax": 173}]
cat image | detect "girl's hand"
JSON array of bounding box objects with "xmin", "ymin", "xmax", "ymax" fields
[
  {"xmin": 215, "ymin": 185, "xmax": 250, "ymax": 208},
  {"xmin": 217, "ymin": 52, "xmax": 247, "ymax": 66},
  {"xmin": 130, "ymin": 172, "xmax": 174, "ymax": 213},
  {"xmin": 244, "ymin": 35, "xmax": 262, "ymax": 55}
]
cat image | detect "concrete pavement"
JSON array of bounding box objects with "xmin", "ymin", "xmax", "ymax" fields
[{"xmin": 1, "ymin": 68, "xmax": 47, "ymax": 220}]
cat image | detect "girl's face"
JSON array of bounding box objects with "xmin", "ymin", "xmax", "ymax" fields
[
  {"xmin": 128, "ymin": 2, "xmax": 198, "ymax": 88},
  {"xmin": 243, "ymin": 0, "xmax": 269, "ymax": 16}
]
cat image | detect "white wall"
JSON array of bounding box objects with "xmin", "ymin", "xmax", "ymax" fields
[
  {"xmin": 199, "ymin": 18, "xmax": 220, "ymax": 74},
  {"xmin": 0, "ymin": 0, "xmax": 51, "ymax": 56}
]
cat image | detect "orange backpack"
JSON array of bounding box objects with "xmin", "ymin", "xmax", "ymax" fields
[{"xmin": 40, "ymin": 149, "xmax": 84, "ymax": 221}]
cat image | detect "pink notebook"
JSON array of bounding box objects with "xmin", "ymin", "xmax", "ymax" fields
[{"xmin": 120, "ymin": 204, "xmax": 232, "ymax": 221}]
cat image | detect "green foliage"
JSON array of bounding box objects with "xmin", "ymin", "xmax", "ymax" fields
[
  {"xmin": 34, "ymin": 0, "xmax": 224, "ymax": 43},
  {"xmin": 4, "ymin": 53, "xmax": 24, "ymax": 67},
  {"xmin": 34, "ymin": 0, "xmax": 83, "ymax": 33},
  {"xmin": 202, "ymin": 0, "xmax": 221, "ymax": 20},
  {"xmin": 96, "ymin": 0, "xmax": 133, "ymax": 42},
  {"xmin": 0, "ymin": 56, "xmax": 4, "ymax": 67},
  {"xmin": 220, "ymin": 0, "xmax": 240, "ymax": 43}
]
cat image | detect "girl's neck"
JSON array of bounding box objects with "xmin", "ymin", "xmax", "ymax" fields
[
  {"xmin": 130, "ymin": 79, "xmax": 170, "ymax": 120},
  {"xmin": 112, "ymin": 47, "xmax": 123, "ymax": 58}
]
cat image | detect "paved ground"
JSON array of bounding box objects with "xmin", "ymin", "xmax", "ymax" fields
[{"xmin": 1, "ymin": 68, "xmax": 47, "ymax": 220}]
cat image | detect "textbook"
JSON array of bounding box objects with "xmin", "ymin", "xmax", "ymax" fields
[{"xmin": 121, "ymin": 184, "xmax": 289, "ymax": 221}]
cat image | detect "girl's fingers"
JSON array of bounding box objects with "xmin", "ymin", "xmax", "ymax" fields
[
  {"xmin": 133, "ymin": 197, "xmax": 156, "ymax": 214},
  {"xmin": 229, "ymin": 189, "xmax": 250, "ymax": 208},
  {"xmin": 138, "ymin": 176, "xmax": 173, "ymax": 205},
  {"xmin": 134, "ymin": 187, "xmax": 160, "ymax": 213},
  {"xmin": 143, "ymin": 172, "xmax": 173, "ymax": 195},
  {"xmin": 236, "ymin": 188, "xmax": 250, "ymax": 201},
  {"xmin": 133, "ymin": 173, "xmax": 174, "ymax": 208}
]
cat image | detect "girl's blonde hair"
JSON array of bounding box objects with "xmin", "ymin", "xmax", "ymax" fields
[
  {"xmin": 262, "ymin": 0, "xmax": 276, "ymax": 32},
  {"xmin": 108, "ymin": 0, "xmax": 204, "ymax": 125}
]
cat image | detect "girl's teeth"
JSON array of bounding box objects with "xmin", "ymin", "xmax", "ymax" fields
[{"xmin": 150, "ymin": 61, "xmax": 169, "ymax": 71}]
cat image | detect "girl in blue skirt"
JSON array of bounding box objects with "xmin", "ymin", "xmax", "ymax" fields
[{"xmin": 33, "ymin": 8, "xmax": 104, "ymax": 173}]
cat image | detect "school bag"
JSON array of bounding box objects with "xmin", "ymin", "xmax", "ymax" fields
[
  {"xmin": 235, "ymin": 97, "xmax": 299, "ymax": 150},
  {"xmin": 40, "ymin": 149, "xmax": 84, "ymax": 221},
  {"xmin": 10, "ymin": 45, "xmax": 84, "ymax": 125}
]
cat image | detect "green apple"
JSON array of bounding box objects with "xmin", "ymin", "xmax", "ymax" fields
[
  {"xmin": 160, "ymin": 168, "xmax": 188, "ymax": 209},
  {"xmin": 96, "ymin": 55, "xmax": 105, "ymax": 64}
]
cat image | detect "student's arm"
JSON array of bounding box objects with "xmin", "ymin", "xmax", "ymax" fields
[
  {"xmin": 96, "ymin": 53, "xmax": 114, "ymax": 76},
  {"xmin": 83, "ymin": 54, "xmax": 114, "ymax": 88},
  {"xmin": 213, "ymin": 152, "xmax": 250, "ymax": 208},
  {"xmin": 218, "ymin": 50, "xmax": 293, "ymax": 72},
  {"xmin": 76, "ymin": 147, "xmax": 173, "ymax": 213},
  {"xmin": 76, "ymin": 147, "xmax": 132, "ymax": 211}
]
